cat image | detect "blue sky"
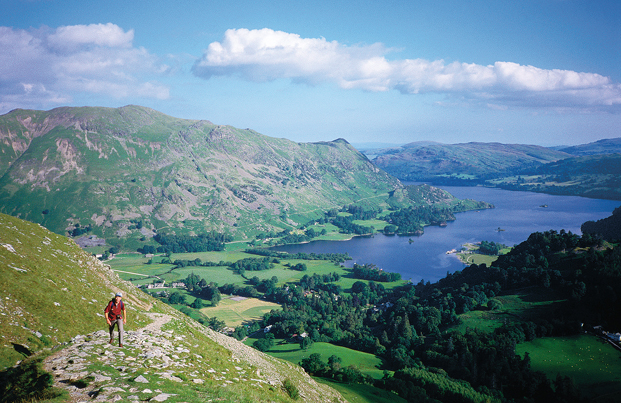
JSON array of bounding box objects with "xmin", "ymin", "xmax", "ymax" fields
[{"xmin": 1, "ymin": 0, "xmax": 619, "ymax": 146}]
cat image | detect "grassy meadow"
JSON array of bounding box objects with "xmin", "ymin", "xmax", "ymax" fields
[
  {"xmin": 316, "ymin": 379, "xmax": 407, "ymax": 403},
  {"xmin": 109, "ymin": 247, "xmax": 407, "ymax": 293},
  {"xmin": 452, "ymin": 287, "xmax": 566, "ymax": 334},
  {"xmin": 244, "ymin": 338, "xmax": 386, "ymax": 380},
  {"xmin": 516, "ymin": 334, "xmax": 621, "ymax": 400}
]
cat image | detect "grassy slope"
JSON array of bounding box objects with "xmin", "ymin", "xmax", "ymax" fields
[
  {"xmin": 0, "ymin": 213, "xmax": 152, "ymax": 369},
  {"xmin": 516, "ymin": 335, "xmax": 621, "ymax": 400},
  {"xmin": 488, "ymin": 153, "xmax": 621, "ymax": 200},
  {"xmin": 451, "ymin": 284, "xmax": 621, "ymax": 399},
  {"xmin": 0, "ymin": 213, "xmax": 345, "ymax": 402}
]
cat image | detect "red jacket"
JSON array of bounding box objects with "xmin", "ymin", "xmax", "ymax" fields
[{"xmin": 104, "ymin": 299, "xmax": 124, "ymax": 320}]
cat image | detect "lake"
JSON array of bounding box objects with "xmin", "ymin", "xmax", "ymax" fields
[{"xmin": 271, "ymin": 186, "xmax": 621, "ymax": 283}]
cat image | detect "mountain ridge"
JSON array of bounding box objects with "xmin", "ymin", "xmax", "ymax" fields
[
  {"xmin": 0, "ymin": 105, "xmax": 401, "ymax": 245},
  {"xmin": 368, "ymin": 141, "xmax": 570, "ymax": 180}
]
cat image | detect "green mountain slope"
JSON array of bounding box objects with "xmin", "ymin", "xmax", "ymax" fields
[
  {"xmin": 0, "ymin": 105, "xmax": 400, "ymax": 243},
  {"xmin": 369, "ymin": 141, "xmax": 570, "ymax": 181},
  {"xmin": 0, "ymin": 212, "xmax": 344, "ymax": 402},
  {"xmin": 489, "ymin": 153, "xmax": 621, "ymax": 200},
  {"xmin": 556, "ymin": 137, "xmax": 621, "ymax": 156}
]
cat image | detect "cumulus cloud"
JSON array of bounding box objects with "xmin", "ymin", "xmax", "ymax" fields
[
  {"xmin": 193, "ymin": 28, "xmax": 621, "ymax": 109},
  {"xmin": 0, "ymin": 23, "xmax": 169, "ymax": 112}
]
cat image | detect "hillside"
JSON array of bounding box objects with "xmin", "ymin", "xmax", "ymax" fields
[
  {"xmin": 0, "ymin": 213, "xmax": 344, "ymax": 402},
  {"xmin": 489, "ymin": 153, "xmax": 621, "ymax": 200},
  {"xmin": 0, "ymin": 105, "xmax": 400, "ymax": 245},
  {"xmin": 368, "ymin": 141, "xmax": 570, "ymax": 181},
  {"xmin": 556, "ymin": 137, "xmax": 621, "ymax": 156},
  {"xmin": 581, "ymin": 206, "xmax": 621, "ymax": 241}
]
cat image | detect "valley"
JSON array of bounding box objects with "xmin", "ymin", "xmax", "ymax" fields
[
  {"xmin": 106, "ymin": 188, "xmax": 621, "ymax": 402},
  {"xmin": 2, "ymin": 106, "xmax": 621, "ymax": 403}
]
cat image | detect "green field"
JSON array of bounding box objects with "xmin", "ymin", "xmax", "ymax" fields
[
  {"xmin": 316, "ymin": 378, "xmax": 407, "ymax": 403},
  {"xmin": 202, "ymin": 297, "xmax": 282, "ymax": 327},
  {"xmin": 244, "ymin": 339, "xmax": 386, "ymax": 380},
  {"xmin": 452, "ymin": 287, "xmax": 566, "ymax": 334},
  {"xmin": 455, "ymin": 242, "xmax": 510, "ymax": 266},
  {"xmin": 456, "ymin": 251, "xmax": 499, "ymax": 266},
  {"xmin": 516, "ymin": 334, "xmax": 621, "ymax": 400},
  {"xmin": 111, "ymin": 248, "xmax": 407, "ymax": 293}
]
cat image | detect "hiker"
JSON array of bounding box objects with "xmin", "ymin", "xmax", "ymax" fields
[{"xmin": 105, "ymin": 292, "xmax": 127, "ymax": 347}]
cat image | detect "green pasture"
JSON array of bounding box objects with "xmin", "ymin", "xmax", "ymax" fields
[
  {"xmin": 456, "ymin": 252, "xmax": 499, "ymax": 266},
  {"xmin": 455, "ymin": 242, "xmax": 509, "ymax": 266},
  {"xmin": 113, "ymin": 249, "xmax": 406, "ymax": 311},
  {"xmin": 452, "ymin": 287, "xmax": 566, "ymax": 333},
  {"xmin": 316, "ymin": 379, "xmax": 407, "ymax": 403},
  {"xmin": 352, "ymin": 218, "xmax": 387, "ymax": 231},
  {"xmin": 245, "ymin": 339, "xmax": 386, "ymax": 380},
  {"xmin": 174, "ymin": 266, "xmax": 242, "ymax": 285},
  {"xmin": 109, "ymin": 254, "xmax": 175, "ymax": 283},
  {"xmin": 516, "ymin": 334, "xmax": 621, "ymax": 400},
  {"xmin": 107, "ymin": 253, "xmax": 155, "ymax": 270},
  {"xmin": 202, "ymin": 297, "xmax": 282, "ymax": 327}
]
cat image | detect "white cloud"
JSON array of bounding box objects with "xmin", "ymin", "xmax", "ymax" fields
[
  {"xmin": 47, "ymin": 23, "xmax": 134, "ymax": 50},
  {"xmin": 0, "ymin": 24, "xmax": 169, "ymax": 112},
  {"xmin": 193, "ymin": 28, "xmax": 621, "ymax": 109}
]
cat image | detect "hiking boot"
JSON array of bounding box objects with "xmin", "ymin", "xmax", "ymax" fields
[
  {"xmin": 119, "ymin": 344, "xmax": 123, "ymax": 348},
  {"xmin": 109, "ymin": 338, "xmax": 113, "ymax": 344}
]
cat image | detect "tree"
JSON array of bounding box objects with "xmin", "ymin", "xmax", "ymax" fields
[
  {"xmin": 299, "ymin": 353, "xmax": 324, "ymax": 375},
  {"xmin": 253, "ymin": 333, "xmax": 275, "ymax": 352},
  {"xmin": 384, "ymin": 224, "xmax": 397, "ymax": 234},
  {"xmin": 300, "ymin": 336, "xmax": 313, "ymax": 351},
  {"xmin": 168, "ymin": 292, "xmax": 186, "ymax": 305},
  {"xmin": 191, "ymin": 298, "xmax": 204, "ymax": 309},
  {"xmin": 210, "ymin": 289, "xmax": 221, "ymax": 306}
]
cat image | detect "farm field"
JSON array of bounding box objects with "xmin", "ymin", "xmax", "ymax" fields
[
  {"xmin": 244, "ymin": 339, "xmax": 386, "ymax": 380},
  {"xmin": 112, "ymin": 247, "xmax": 406, "ymax": 292},
  {"xmin": 201, "ymin": 296, "xmax": 282, "ymax": 328},
  {"xmin": 516, "ymin": 334, "xmax": 621, "ymax": 400}
]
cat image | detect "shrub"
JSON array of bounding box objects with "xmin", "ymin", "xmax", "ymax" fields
[{"xmin": 282, "ymin": 378, "xmax": 299, "ymax": 400}]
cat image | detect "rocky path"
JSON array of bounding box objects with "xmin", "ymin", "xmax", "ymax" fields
[
  {"xmin": 42, "ymin": 312, "xmax": 345, "ymax": 403},
  {"xmin": 43, "ymin": 313, "xmax": 192, "ymax": 402}
]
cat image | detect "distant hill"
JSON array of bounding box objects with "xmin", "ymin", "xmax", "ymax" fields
[
  {"xmin": 0, "ymin": 212, "xmax": 343, "ymax": 402},
  {"xmin": 556, "ymin": 137, "xmax": 621, "ymax": 156},
  {"xmin": 0, "ymin": 105, "xmax": 401, "ymax": 245},
  {"xmin": 368, "ymin": 141, "xmax": 570, "ymax": 181},
  {"xmin": 489, "ymin": 153, "xmax": 621, "ymax": 200}
]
